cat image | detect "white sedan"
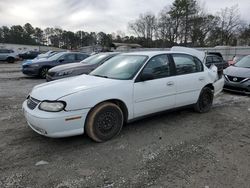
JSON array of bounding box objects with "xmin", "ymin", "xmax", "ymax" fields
[{"xmin": 22, "ymin": 48, "xmax": 224, "ymax": 142}]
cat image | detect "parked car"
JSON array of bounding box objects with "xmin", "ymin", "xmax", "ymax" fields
[
  {"xmin": 224, "ymin": 55, "xmax": 250, "ymax": 94},
  {"xmin": 22, "ymin": 52, "xmax": 89, "ymax": 78},
  {"xmin": 35, "ymin": 50, "xmax": 58, "ymax": 60},
  {"xmin": 19, "ymin": 51, "xmax": 40, "ymax": 60},
  {"xmin": 228, "ymin": 55, "xmax": 245, "ymax": 66},
  {"xmin": 22, "ymin": 48, "xmax": 224, "ymax": 142},
  {"xmin": 205, "ymin": 53, "xmax": 228, "ymax": 71},
  {"xmin": 46, "ymin": 52, "xmax": 120, "ymax": 81},
  {"xmin": 0, "ymin": 49, "xmax": 19, "ymax": 63}
]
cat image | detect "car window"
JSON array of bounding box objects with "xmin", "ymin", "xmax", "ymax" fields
[
  {"xmin": 142, "ymin": 54, "xmax": 170, "ymax": 79},
  {"xmin": 64, "ymin": 54, "xmax": 75, "ymax": 61},
  {"xmin": 0, "ymin": 49, "xmax": 9, "ymax": 53},
  {"xmin": 81, "ymin": 54, "xmax": 111, "ymax": 65},
  {"xmin": 172, "ymin": 54, "xmax": 203, "ymax": 75},
  {"xmin": 206, "ymin": 56, "xmax": 213, "ymax": 64},
  {"xmin": 76, "ymin": 54, "xmax": 88, "ymax": 60},
  {"xmin": 90, "ymin": 55, "xmax": 148, "ymax": 80},
  {"xmin": 212, "ymin": 56, "xmax": 222, "ymax": 62}
]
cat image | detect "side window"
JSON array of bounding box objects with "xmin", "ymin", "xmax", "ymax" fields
[
  {"xmin": 172, "ymin": 54, "xmax": 203, "ymax": 75},
  {"xmin": 64, "ymin": 54, "xmax": 76, "ymax": 61},
  {"xmin": 206, "ymin": 56, "xmax": 213, "ymax": 64},
  {"xmin": 0, "ymin": 49, "xmax": 8, "ymax": 53},
  {"xmin": 212, "ymin": 56, "xmax": 222, "ymax": 62},
  {"xmin": 142, "ymin": 54, "xmax": 170, "ymax": 80},
  {"xmin": 76, "ymin": 54, "xmax": 87, "ymax": 60}
]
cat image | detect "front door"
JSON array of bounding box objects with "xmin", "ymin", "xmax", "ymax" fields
[{"xmin": 133, "ymin": 54, "xmax": 176, "ymax": 118}]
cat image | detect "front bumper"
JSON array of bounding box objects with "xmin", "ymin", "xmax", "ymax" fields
[
  {"xmin": 22, "ymin": 100, "xmax": 90, "ymax": 138},
  {"xmin": 22, "ymin": 67, "xmax": 40, "ymax": 76},
  {"xmin": 224, "ymin": 80, "xmax": 250, "ymax": 94}
]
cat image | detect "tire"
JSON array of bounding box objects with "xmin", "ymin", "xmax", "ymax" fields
[
  {"xmin": 39, "ymin": 67, "xmax": 50, "ymax": 78},
  {"xmin": 6, "ymin": 57, "xmax": 15, "ymax": 63},
  {"xmin": 85, "ymin": 102, "xmax": 124, "ymax": 142},
  {"xmin": 194, "ymin": 87, "xmax": 214, "ymax": 113}
]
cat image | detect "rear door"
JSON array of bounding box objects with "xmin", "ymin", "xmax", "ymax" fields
[
  {"xmin": 133, "ymin": 54, "xmax": 176, "ymax": 117},
  {"xmin": 170, "ymin": 54, "xmax": 206, "ymax": 107}
]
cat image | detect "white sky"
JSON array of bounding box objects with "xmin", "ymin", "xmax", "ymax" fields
[{"xmin": 0, "ymin": 0, "xmax": 249, "ymax": 34}]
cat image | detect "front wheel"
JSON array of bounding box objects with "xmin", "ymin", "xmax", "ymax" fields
[
  {"xmin": 194, "ymin": 87, "xmax": 213, "ymax": 113},
  {"xmin": 85, "ymin": 102, "xmax": 124, "ymax": 142},
  {"xmin": 39, "ymin": 67, "xmax": 49, "ymax": 78},
  {"xmin": 6, "ymin": 57, "xmax": 15, "ymax": 63}
]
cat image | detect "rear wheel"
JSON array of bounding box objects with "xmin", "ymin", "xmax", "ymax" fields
[
  {"xmin": 6, "ymin": 57, "xmax": 15, "ymax": 63},
  {"xmin": 194, "ymin": 87, "xmax": 213, "ymax": 113},
  {"xmin": 85, "ymin": 102, "xmax": 124, "ymax": 142},
  {"xmin": 39, "ymin": 67, "xmax": 49, "ymax": 78}
]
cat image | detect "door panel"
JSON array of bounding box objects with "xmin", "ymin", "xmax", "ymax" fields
[
  {"xmin": 133, "ymin": 54, "xmax": 176, "ymax": 118},
  {"xmin": 171, "ymin": 54, "xmax": 206, "ymax": 107},
  {"xmin": 174, "ymin": 72, "xmax": 207, "ymax": 107},
  {"xmin": 134, "ymin": 78, "xmax": 176, "ymax": 117}
]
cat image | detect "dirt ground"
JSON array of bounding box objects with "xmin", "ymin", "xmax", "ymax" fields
[{"xmin": 0, "ymin": 61, "xmax": 250, "ymax": 188}]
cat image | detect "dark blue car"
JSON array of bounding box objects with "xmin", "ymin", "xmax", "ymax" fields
[{"xmin": 22, "ymin": 52, "xmax": 89, "ymax": 78}]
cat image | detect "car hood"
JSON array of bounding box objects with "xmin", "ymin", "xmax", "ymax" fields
[
  {"xmin": 30, "ymin": 74, "xmax": 116, "ymax": 101},
  {"xmin": 224, "ymin": 66, "xmax": 250, "ymax": 78},
  {"xmin": 49, "ymin": 62, "xmax": 93, "ymax": 72}
]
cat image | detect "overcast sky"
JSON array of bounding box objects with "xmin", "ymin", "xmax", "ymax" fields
[{"xmin": 0, "ymin": 0, "xmax": 249, "ymax": 34}]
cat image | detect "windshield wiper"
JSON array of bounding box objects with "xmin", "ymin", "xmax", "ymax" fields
[{"xmin": 91, "ymin": 74, "xmax": 109, "ymax": 78}]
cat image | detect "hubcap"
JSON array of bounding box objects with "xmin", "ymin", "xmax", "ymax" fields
[
  {"xmin": 97, "ymin": 111, "xmax": 118, "ymax": 134},
  {"xmin": 41, "ymin": 68, "xmax": 48, "ymax": 77}
]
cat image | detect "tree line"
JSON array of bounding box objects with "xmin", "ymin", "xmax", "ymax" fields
[
  {"xmin": 0, "ymin": 0, "xmax": 250, "ymax": 49},
  {"xmin": 129, "ymin": 0, "xmax": 250, "ymax": 47}
]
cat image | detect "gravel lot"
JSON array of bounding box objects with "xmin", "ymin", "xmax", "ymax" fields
[{"xmin": 0, "ymin": 61, "xmax": 250, "ymax": 188}]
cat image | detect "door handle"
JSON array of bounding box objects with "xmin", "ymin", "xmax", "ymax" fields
[{"xmin": 167, "ymin": 81, "xmax": 174, "ymax": 86}]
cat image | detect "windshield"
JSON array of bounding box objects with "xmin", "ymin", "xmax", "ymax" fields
[
  {"xmin": 81, "ymin": 53, "xmax": 111, "ymax": 65},
  {"xmin": 89, "ymin": 55, "xmax": 148, "ymax": 80},
  {"xmin": 235, "ymin": 55, "xmax": 250, "ymax": 68},
  {"xmin": 47, "ymin": 52, "xmax": 65, "ymax": 61}
]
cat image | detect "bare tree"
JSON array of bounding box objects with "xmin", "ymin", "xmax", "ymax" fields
[
  {"xmin": 128, "ymin": 12, "xmax": 157, "ymax": 40},
  {"xmin": 218, "ymin": 5, "xmax": 241, "ymax": 45}
]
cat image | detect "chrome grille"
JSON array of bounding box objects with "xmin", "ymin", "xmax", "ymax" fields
[
  {"xmin": 27, "ymin": 97, "xmax": 40, "ymax": 110},
  {"xmin": 226, "ymin": 75, "xmax": 246, "ymax": 82}
]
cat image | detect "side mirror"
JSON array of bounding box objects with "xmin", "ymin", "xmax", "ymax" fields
[
  {"xmin": 140, "ymin": 70, "xmax": 154, "ymax": 81},
  {"xmin": 59, "ymin": 58, "xmax": 64, "ymax": 63}
]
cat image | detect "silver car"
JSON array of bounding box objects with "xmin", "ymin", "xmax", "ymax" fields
[{"xmin": 0, "ymin": 49, "xmax": 18, "ymax": 63}]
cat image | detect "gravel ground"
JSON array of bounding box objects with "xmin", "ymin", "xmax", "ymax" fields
[{"xmin": 0, "ymin": 61, "xmax": 250, "ymax": 188}]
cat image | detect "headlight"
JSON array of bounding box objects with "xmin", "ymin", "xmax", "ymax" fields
[
  {"xmin": 39, "ymin": 101, "xmax": 66, "ymax": 112},
  {"xmin": 57, "ymin": 70, "xmax": 73, "ymax": 76}
]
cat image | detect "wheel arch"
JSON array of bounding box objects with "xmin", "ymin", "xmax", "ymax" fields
[
  {"xmin": 84, "ymin": 99, "xmax": 129, "ymax": 130},
  {"xmin": 204, "ymin": 83, "xmax": 214, "ymax": 91}
]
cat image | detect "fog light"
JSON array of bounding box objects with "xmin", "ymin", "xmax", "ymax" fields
[{"xmin": 31, "ymin": 124, "xmax": 47, "ymax": 135}]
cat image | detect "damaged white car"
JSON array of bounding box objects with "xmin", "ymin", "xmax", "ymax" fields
[{"xmin": 22, "ymin": 47, "xmax": 224, "ymax": 142}]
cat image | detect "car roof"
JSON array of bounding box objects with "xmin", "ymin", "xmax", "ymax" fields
[{"xmin": 122, "ymin": 51, "xmax": 195, "ymax": 58}]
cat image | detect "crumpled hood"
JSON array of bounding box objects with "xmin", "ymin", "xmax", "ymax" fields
[
  {"xmin": 224, "ymin": 66, "xmax": 250, "ymax": 78},
  {"xmin": 49, "ymin": 62, "xmax": 91, "ymax": 72},
  {"xmin": 30, "ymin": 75, "xmax": 115, "ymax": 101}
]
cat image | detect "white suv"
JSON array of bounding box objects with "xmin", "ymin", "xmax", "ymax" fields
[
  {"xmin": 0, "ymin": 49, "xmax": 18, "ymax": 63},
  {"xmin": 22, "ymin": 47, "xmax": 224, "ymax": 142}
]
